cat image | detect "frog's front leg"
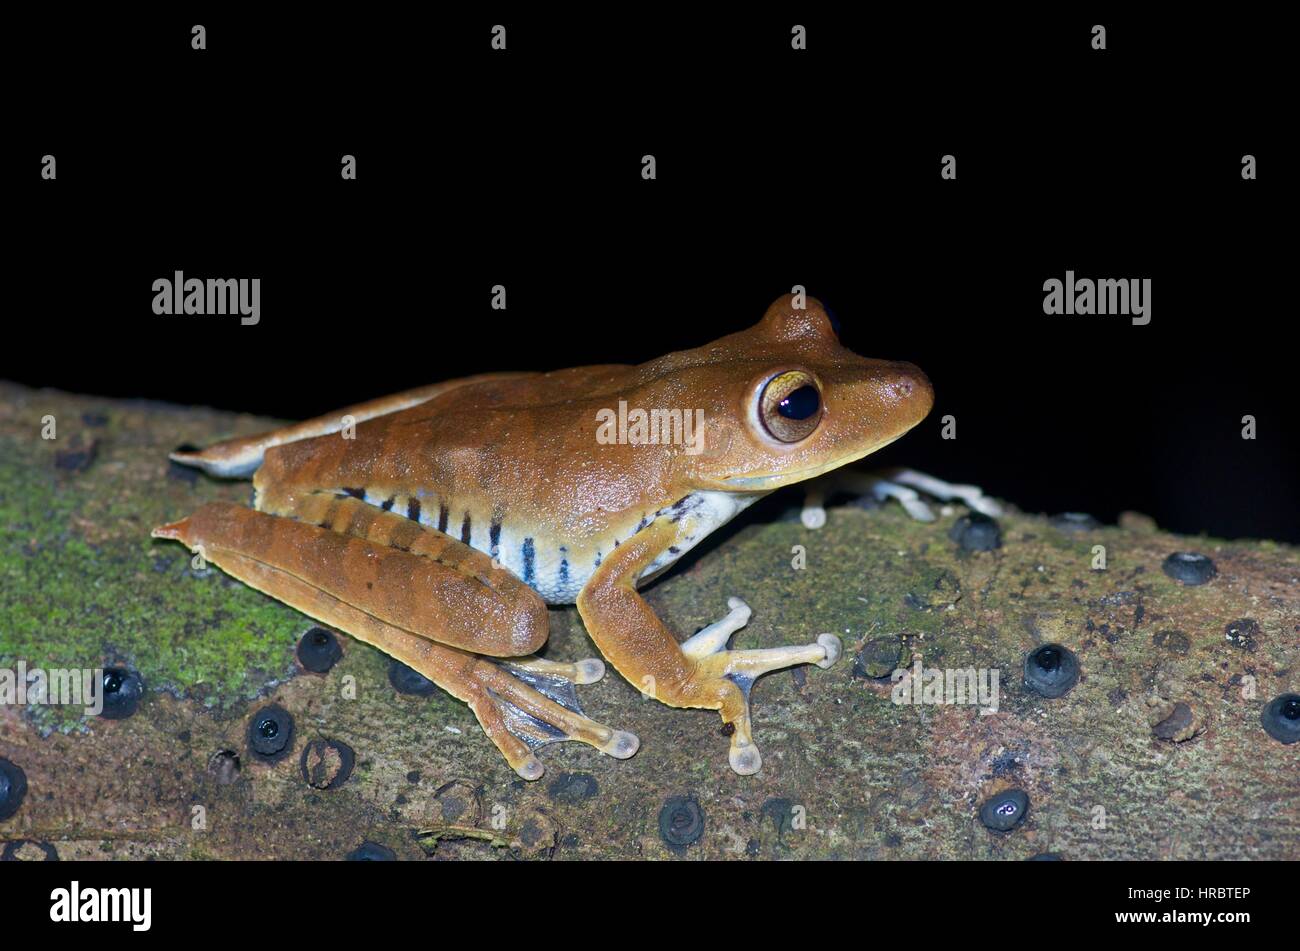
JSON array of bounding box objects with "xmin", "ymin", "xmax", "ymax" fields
[
  {"xmin": 577, "ymin": 519, "xmax": 841, "ymax": 776},
  {"xmin": 153, "ymin": 500, "xmax": 637, "ymax": 780}
]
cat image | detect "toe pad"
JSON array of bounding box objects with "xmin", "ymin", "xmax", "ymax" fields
[
  {"xmin": 601, "ymin": 730, "xmax": 641, "ymax": 759},
  {"xmin": 515, "ymin": 755, "xmax": 544, "ymax": 781},
  {"xmin": 816, "ymin": 633, "xmax": 843, "ymax": 669},
  {"xmin": 729, "ymin": 743, "xmax": 763, "ymax": 776},
  {"xmin": 574, "ymin": 658, "xmax": 606, "ymax": 684}
]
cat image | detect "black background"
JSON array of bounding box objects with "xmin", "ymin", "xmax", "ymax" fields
[
  {"xmin": 7, "ymin": 10, "xmax": 1295, "ymax": 541},
  {"xmin": 4, "ymin": 856, "xmax": 1280, "ymax": 936}
]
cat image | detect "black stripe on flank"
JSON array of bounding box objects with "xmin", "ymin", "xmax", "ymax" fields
[
  {"xmin": 489, "ymin": 519, "xmax": 501, "ymax": 558},
  {"xmin": 342, "ymin": 487, "xmax": 365, "ymax": 499},
  {"xmin": 407, "ymin": 498, "xmax": 421, "ymax": 523},
  {"xmin": 559, "ymin": 547, "xmax": 569, "ymax": 586},
  {"xmin": 381, "ymin": 496, "xmax": 395, "ymax": 511},
  {"xmin": 460, "ymin": 513, "xmax": 472, "ymax": 544},
  {"xmin": 522, "ymin": 538, "xmax": 535, "ymax": 586},
  {"xmin": 437, "ymin": 504, "xmax": 449, "ymax": 533}
]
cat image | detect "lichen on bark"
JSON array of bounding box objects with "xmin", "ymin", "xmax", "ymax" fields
[{"xmin": 1, "ymin": 383, "xmax": 1296, "ymax": 860}]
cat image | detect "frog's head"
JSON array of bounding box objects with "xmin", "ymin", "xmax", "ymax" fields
[{"xmin": 674, "ymin": 294, "xmax": 934, "ymax": 492}]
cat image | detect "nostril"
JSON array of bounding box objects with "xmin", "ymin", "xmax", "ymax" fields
[{"xmin": 892, "ymin": 362, "xmax": 933, "ymax": 406}]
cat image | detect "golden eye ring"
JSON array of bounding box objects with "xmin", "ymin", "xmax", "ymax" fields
[{"xmin": 758, "ymin": 371, "xmax": 822, "ymax": 443}]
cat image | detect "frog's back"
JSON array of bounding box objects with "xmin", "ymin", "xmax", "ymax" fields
[{"xmin": 251, "ymin": 363, "xmax": 694, "ymax": 603}]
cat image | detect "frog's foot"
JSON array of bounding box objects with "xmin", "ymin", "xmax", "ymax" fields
[
  {"xmin": 682, "ymin": 598, "xmax": 842, "ymax": 775},
  {"xmin": 801, "ymin": 466, "xmax": 1001, "ymax": 528},
  {"xmin": 467, "ymin": 658, "xmax": 639, "ymax": 781}
]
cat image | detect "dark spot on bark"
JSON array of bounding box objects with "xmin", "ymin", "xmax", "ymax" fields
[
  {"xmin": 1050, "ymin": 512, "xmax": 1099, "ymax": 532},
  {"xmin": 247, "ymin": 705, "xmax": 294, "ymax": 762},
  {"xmin": 300, "ymin": 738, "xmax": 355, "ymax": 789},
  {"xmin": 949, "ymin": 512, "xmax": 1001, "ymax": 551},
  {"xmin": 761, "ymin": 797, "xmax": 797, "ymax": 837},
  {"xmin": 853, "ymin": 636, "xmax": 907, "ymax": 679},
  {"xmin": 1153, "ymin": 629, "xmax": 1190, "ymax": 655},
  {"xmin": 0, "ymin": 758, "xmax": 29, "ymax": 821},
  {"xmin": 98, "ymin": 667, "xmax": 144, "ymax": 720},
  {"xmin": 208, "ymin": 749, "xmax": 241, "ymax": 784},
  {"xmin": 388, "ymin": 660, "xmax": 437, "ymax": 696},
  {"xmin": 658, "ymin": 795, "xmax": 704, "ymax": 854},
  {"xmin": 1224, "ymin": 618, "xmax": 1260, "ymax": 652},
  {"xmin": 1023, "ymin": 644, "xmax": 1079, "ymax": 698},
  {"xmin": 1, "ymin": 840, "xmax": 59, "ymax": 861},
  {"xmin": 979, "ymin": 789, "xmax": 1029, "ymax": 832},
  {"xmin": 1153, "ymin": 702, "xmax": 1195, "ymax": 741},
  {"xmin": 54, "ymin": 436, "xmax": 98, "ymax": 473},
  {"xmin": 346, "ymin": 842, "xmax": 396, "ymax": 861},
  {"xmin": 297, "ymin": 627, "xmax": 342, "ymax": 672},
  {"xmin": 1162, "ymin": 551, "xmax": 1216, "ymax": 585},
  {"xmin": 1261, "ymin": 693, "xmax": 1300, "ymax": 745},
  {"xmin": 547, "ymin": 772, "xmax": 599, "ymax": 803}
]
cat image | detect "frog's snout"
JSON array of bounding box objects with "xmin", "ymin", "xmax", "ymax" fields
[{"xmin": 882, "ymin": 360, "xmax": 934, "ymax": 420}]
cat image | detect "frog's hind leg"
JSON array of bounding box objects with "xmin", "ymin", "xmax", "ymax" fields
[
  {"xmin": 152, "ymin": 500, "xmax": 637, "ymax": 779},
  {"xmin": 473, "ymin": 661, "xmax": 640, "ymax": 770}
]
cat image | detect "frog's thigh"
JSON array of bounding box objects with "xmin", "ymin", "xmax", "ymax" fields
[
  {"xmin": 577, "ymin": 519, "xmax": 841, "ymax": 776},
  {"xmin": 213, "ymin": 495, "xmax": 546, "ymax": 656},
  {"xmin": 154, "ymin": 501, "xmax": 637, "ymax": 779}
]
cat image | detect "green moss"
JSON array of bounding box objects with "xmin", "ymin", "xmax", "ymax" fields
[{"xmin": 0, "ymin": 443, "xmax": 302, "ymax": 730}]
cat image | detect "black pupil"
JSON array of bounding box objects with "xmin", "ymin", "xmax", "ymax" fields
[
  {"xmin": 104, "ymin": 671, "xmax": 123, "ymax": 693},
  {"xmin": 1036, "ymin": 648, "xmax": 1060, "ymax": 672},
  {"xmin": 1283, "ymin": 698, "xmax": 1300, "ymax": 721},
  {"xmin": 259, "ymin": 718, "xmax": 279, "ymax": 739},
  {"xmin": 312, "ymin": 631, "xmax": 329, "ymax": 646},
  {"xmin": 778, "ymin": 385, "xmax": 820, "ymax": 420}
]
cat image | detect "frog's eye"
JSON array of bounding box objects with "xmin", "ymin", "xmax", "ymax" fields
[{"xmin": 758, "ymin": 371, "xmax": 822, "ymax": 443}]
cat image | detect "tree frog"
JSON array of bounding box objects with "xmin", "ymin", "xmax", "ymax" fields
[{"xmin": 155, "ymin": 294, "xmax": 941, "ymax": 778}]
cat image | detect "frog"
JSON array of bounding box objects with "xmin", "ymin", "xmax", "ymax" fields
[{"xmin": 155, "ymin": 293, "xmax": 966, "ymax": 779}]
